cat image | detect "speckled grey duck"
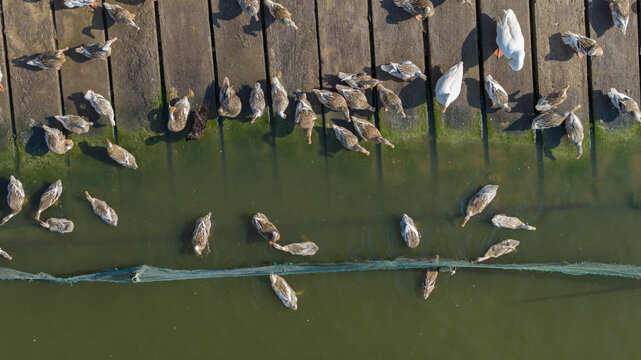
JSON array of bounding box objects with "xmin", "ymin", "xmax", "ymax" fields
[
  {"xmin": 380, "ymin": 61, "xmax": 427, "ymax": 81},
  {"xmin": 36, "ymin": 180, "xmax": 63, "ymax": 221},
  {"xmin": 400, "ymin": 214, "xmax": 420, "ymax": 248},
  {"xmin": 218, "ymin": 77, "xmax": 242, "ymax": 118},
  {"xmin": 238, "ymin": 0, "xmax": 260, "ymax": 21},
  {"xmin": 294, "ymin": 93, "xmax": 316, "ymax": 145},
  {"xmin": 0, "ymin": 248, "xmax": 12, "ymax": 260},
  {"xmin": 461, "ymin": 184, "xmax": 498, "ymax": 227},
  {"xmin": 393, "ymin": 0, "xmax": 434, "ymax": 20},
  {"xmin": 264, "ymin": 0, "xmax": 298, "ymax": 30},
  {"xmin": 338, "ymin": 72, "xmax": 380, "ymax": 90},
  {"xmin": 168, "ymin": 96, "xmax": 190, "ymax": 132},
  {"xmin": 352, "ymin": 116, "xmax": 394, "ymax": 148},
  {"xmin": 491, "ymin": 214, "xmax": 536, "ymax": 231},
  {"xmin": 85, "ymin": 191, "xmax": 118, "ymax": 226},
  {"xmin": 272, "ymin": 241, "xmax": 319, "ymax": 256},
  {"xmin": 27, "ymin": 48, "xmax": 69, "ymax": 70},
  {"xmin": 314, "ymin": 89, "xmax": 351, "ymax": 122},
  {"xmin": 376, "ymin": 83, "xmax": 406, "ymax": 117},
  {"xmin": 484, "ymin": 75, "xmax": 511, "ymax": 112},
  {"xmin": 252, "ymin": 212, "xmax": 280, "ymax": 244},
  {"xmin": 473, "ymin": 239, "xmax": 520, "ymax": 263},
  {"xmin": 610, "ymin": 0, "xmax": 630, "ymax": 34},
  {"xmin": 531, "ymin": 105, "xmax": 580, "ymax": 130},
  {"xmin": 54, "ymin": 115, "xmax": 93, "ymax": 134},
  {"xmin": 0, "ymin": 176, "xmax": 25, "ymax": 226},
  {"xmin": 535, "ymin": 84, "xmax": 569, "ymax": 112},
  {"xmin": 271, "ymin": 78, "xmax": 289, "ymax": 120},
  {"xmin": 607, "ymin": 88, "xmax": 641, "ymax": 123},
  {"xmin": 192, "ymin": 212, "xmax": 212, "ymax": 256},
  {"xmin": 336, "ymin": 85, "xmax": 374, "ymax": 111},
  {"xmin": 561, "ymin": 32, "xmax": 603, "ymax": 58},
  {"xmin": 85, "ymin": 90, "xmax": 115, "ymax": 127},
  {"xmin": 42, "ymin": 125, "xmax": 73, "ymax": 155},
  {"xmin": 250, "ymin": 82, "xmax": 266, "ymax": 123},
  {"xmin": 76, "ymin": 38, "xmax": 118, "ymax": 60},
  {"xmin": 332, "ymin": 124, "xmax": 369, "ymax": 156},
  {"xmin": 105, "ymin": 139, "xmax": 138, "ymax": 169},
  {"xmin": 270, "ymin": 274, "xmax": 298, "ymax": 310},
  {"xmin": 564, "ymin": 105, "xmax": 584, "ymax": 159},
  {"xmin": 38, "ymin": 218, "xmax": 74, "ymax": 234},
  {"xmin": 64, "ymin": 0, "xmax": 98, "ymax": 8},
  {"xmin": 423, "ymin": 269, "xmax": 438, "ymax": 299},
  {"xmin": 186, "ymin": 107, "xmax": 209, "ymax": 141},
  {"xmin": 104, "ymin": 3, "xmax": 140, "ymax": 30}
]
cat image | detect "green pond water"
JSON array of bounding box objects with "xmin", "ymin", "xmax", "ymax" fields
[{"xmin": 0, "ymin": 121, "xmax": 640, "ymax": 359}]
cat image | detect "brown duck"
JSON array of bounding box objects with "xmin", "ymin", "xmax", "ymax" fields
[
  {"xmin": 535, "ymin": 84, "xmax": 570, "ymax": 112},
  {"xmin": 0, "ymin": 176, "xmax": 25, "ymax": 226},
  {"xmin": 352, "ymin": 116, "xmax": 394, "ymax": 148},
  {"xmin": 218, "ymin": 77, "xmax": 242, "ymax": 118},
  {"xmin": 336, "ymin": 85, "xmax": 374, "ymax": 111},
  {"xmin": 186, "ymin": 107, "xmax": 209, "ymax": 142},
  {"xmin": 461, "ymin": 184, "xmax": 498, "ymax": 227},
  {"xmin": 338, "ymin": 72, "xmax": 380, "ymax": 90},
  {"xmin": 294, "ymin": 93, "xmax": 316, "ymax": 145},
  {"xmin": 264, "ymin": 0, "xmax": 298, "ymax": 30},
  {"xmin": 376, "ymin": 83, "xmax": 406, "ymax": 117},
  {"xmin": 314, "ymin": 89, "xmax": 351, "ymax": 122},
  {"xmin": 332, "ymin": 124, "xmax": 369, "ymax": 156},
  {"xmin": 105, "ymin": 139, "xmax": 138, "ymax": 169},
  {"xmin": 36, "ymin": 180, "xmax": 63, "ymax": 221},
  {"xmin": 252, "ymin": 212, "xmax": 280, "ymax": 244},
  {"xmin": 473, "ymin": 239, "xmax": 520, "ymax": 263},
  {"xmin": 27, "ymin": 48, "xmax": 68, "ymax": 70},
  {"xmin": 38, "ymin": 218, "xmax": 74, "ymax": 234}
]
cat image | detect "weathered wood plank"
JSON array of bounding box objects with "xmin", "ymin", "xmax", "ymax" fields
[
  {"xmin": 372, "ymin": 0, "xmax": 427, "ymax": 141},
  {"xmin": 0, "ymin": 10, "xmax": 13, "ymax": 157},
  {"xmin": 533, "ymin": 0, "xmax": 589, "ymax": 155},
  {"xmin": 427, "ymin": 0, "xmax": 482, "ymax": 140},
  {"xmin": 479, "ymin": 1, "xmax": 535, "ymax": 140}
]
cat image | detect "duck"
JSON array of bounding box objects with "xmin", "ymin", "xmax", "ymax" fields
[
  {"xmin": 607, "ymin": 88, "xmax": 641, "ymax": 123},
  {"xmin": 380, "ymin": 61, "xmax": 427, "ymax": 81},
  {"xmin": 461, "ymin": 184, "xmax": 498, "ymax": 227},
  {"xmin": 400, "ymin": 213, "xmax": 420, "ymax": 248},
  {"xmin": 53, "ymin": 115, "xmax": 93, "ymax": 134},
  {"xmin": 26, "ymin": 48, "xmax": 69, "ymax": 70},
  {"xmin": 192, "ymin": 212, "xmax": 212, "ymax": 256},
  {"xmin": 64, "ymin": 0, "xmax": 98, "ymax": 8},
  {"xmin": 564, "ymin": 105, "xmax": 584, "ymax": 159},
  {"xmin": 610, "ymin": 0, "xmax": 630, "ymax": 34},
  {"xmin": 85, "ymin": 191, "xmax": 118, "ymax": 226},
  {"xmin": 105, "ymin": 139, "xmax": 138, "ymax": 169},
  {"xmin": 37, "ymin": 218, "xmax": 74, "ymax": 234},
  {"xmin": 250, "ymin": 82, "xmax": 266, "ymax": 123},
  {"xmin": 238, "ymin": 0, "xmax": 260, "ymax": 21},
  {"xmin": 0, "ymin": 248, "xmax": 12, "ymax": 261},
  {"xmin": 484, "ymin": 75, "xmax": 511, "ymax": 112},
  {"xmin": 495, "ymin": 9, "xmax": 525, "ymax": 71},
  {"xmin": 36, "ymin": 180, "xmax": 63, "ymax": 221},
  {"xmin": 458, "ymin": 0, "xmax": 472, "ymax": 5},
  {"xmin": 264, "ymin": 0, "xmax": 298, "ymax": 30},
  {"xmin": 85, "ymin": 90, "xmax": 115, "ymax": 127},
  {"xmin": 168, "ymin": 96, "xmax": 190, "ymax": 132},
  {"xmin": 269, "ymin": 274, "xmax": 298, "ymax": 310},
  {"xmin": 473, "ymin": 239, "xmax": 520, "ymax": 263},
  {"xmin": 103, "ymin": 3, "xmax": 140, "ymax": 30},
  {"xmin": 535, "ymin": 84, "xmax": 570, "ymax": 112},
  {"xmin": 271, "ymin": 77, "xmax": 289, "ymax": 119},
  {"xmin": 42, "ymin": 125, "xmax": 73, "ymax": 155},
  {"xmin": 531, "ymin": 105, "xmax": 580, "ymax": 130},
  {"xmin": 272, "ymin": 241, "xmax": 319, "ymax": 256},
  {"xmin": 252, "ymin": 212, "xmax": 280, "ymax": 244},
  {"xmin": 376, "ymin": 83, "xmax": 406, "ymax": 117},
  {"xmin": 313, "ymin": 89, "xmax": 351, "ymax": 122},
  {"xmin": 0, "ymin": 65, "xmax": 4, "ymax": 92},
  {"xmin": 338, "ymin": 72, "xmax": 380, "ymax": 90},
  {"xmin": 218, "ymin": 77, "xmax": 242, "ymax": 118},
  {"xmin": 294, "ymin": 93, "xmax": 316, "ymax": 145},
  {"xmin": 76, "ymin": 38, "xmax": 118, "ymax": 60},
  {"xmin": 352, "ymin": 116, "xmax": 395, "ymax": 148},
  {"xmin": 435, "ymin": 62, "xmax": 464, "ymax": 113},
  {"xmin": 186, "ymin": 107, "xmax": 208, "ymax": 141},
  {"xmin": 332, "ymin": 124, "xmax": 370, "ymax": 156},
  {"xmin": 491, "ymin": 214, "xmax": 536, "ymax": 230},
  {"xmin": 0, "ymin": 176, "xmax": 25, "ymax": 226},
  {"xmin": 336, "ymin": 85, "xmax": 374, "ymax": 111},
  {"xmin": 422, "ymin": 269, "xmax": 438, "ymax": 299},
  {"xmin": 393, "ymin": 0, "xmax": 434, "ymax": 21},
  {"xmin": 561, "ymin": 32, "xmax": 603, "ymax": 58}
]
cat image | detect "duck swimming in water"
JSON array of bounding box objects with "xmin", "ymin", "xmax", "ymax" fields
[
  {"xmin": 314, "ymin": 89, "xmax": 351, "ymax": 122},
  {"xmin": 192, "ymin": 212, "xmax": 212, "ymax": 256},
  {"xmin": 607, "ymin": 88, "xmax": 641, "ymax": 123},
  {"xmin": 495, "ymin": 9, "xmax": 525, "ymax": 71},
  {"xmin": 294, "ymin": 93, "xmax": 316, "ymax": 145},
  {"xmin": 27, "ymin": 48, "xmax": 68, "ymax": 70},
  {"xmin": 186, "ymin": 107, "xmax": 209, "ymax": 142},
  {"xmin": 252, "ymin": 213, "xmax": 280, "ymax": 244},
  {"xmin": 609, "ymin": 0, "xmax": 630, "ymax": 35},
  {"xmin": 332, "ymin": 124, "xmax": 370, "ymax": 156},
  {"xmin": 376, "ymin": 83, "xmax": 406, "ymax": 117},
  {"xmin": 270, "ymin": 274, "xmax": 298, "ymax": 310},
  {"xmin": 36, "ymin": 180, "xmax": 63, "ymax": 221},
  {"xmin": 218, "ymin": 77, "xmax": 242, "ymax": 118},
  {"xmin": 76, "ymin": 38, "xmax": 118, "ymax": 60},
  {"xmin": 535, "ymin": 84, "xmax": 570, "ymax": 112},
  {"xmin": 531, "ymin": 105, "xmax": 580, "ymax": 130},
  {"xmin": 105, "ymin": 139, "xmax": 138, "ymax": 169},
  {"xmin": 336, "ymin": 85, "xmax": 374, "ymax": 111},
  {"xmin": 250, "ymin": 82, "xmax": 266, "ymax": 123},
  {"xmin": 352, "ymin": 116, "xmax": 394, "ymax": 148},
  {"xmin": 0, "ymin": 176, "xmax": 25, "ymax": 226},
  {"xmin": 400, "ymin": 213, "xmax": 420, "ymax": 248},
  {"xmin": 380, "ymin": 61, "xmax": 427, "ymax": 81},
  {"xmin": 85, "ymin": 191, "xmax": 118, "ymax": 226},
  {"xmin": 462, "ymin": 184, "xmax": 498, "ymax": 227},
  {"xmin": 85, "ymin": 90, "xmax": 115, "ymax": 127},
  {"xmin": 491, "ymin": 214, "xmax": 536, "ymax": 230},
  {"xmin": 338, "ymin": 72, "xmax": 380, "ymax": 90},
  {"xmin": 238, "ymin": 0, "xmax": 260, "ymax": 21},
  {"xmin": 435, "ymin": 62, "xmax": 464, "ymax": 113},
  {"xmin": 272, "ymin": 241, "xmax": 319, "ymax": 256},
  {"xmin": 484, "ymin": 75, "xmax": 511, "ymax": 112},
  {"xmin": 564, "ymin": 106, "xmax": 584, "ymax": 159},
  {"xmin": 562, "ymin": 32, "xmax": 603, "ymax": 58},
  {"xmin": 393, "ymin": 0, "xmax": 434, "ymax": 21},
  {"xmin": 423, "ymin": 269, "xmax": 438, "ymax": 299},
  {"xmin": 264, "ymin": 0, "xmax": 298, "ymax": 30},
  {"xmin": 38, "ymin": 218, "xmax": 74, "ymax": 234},
  {"xmin": 53, "ymin": 115, "xmax": 93, "ymax": 134},
  {"xmin": 473, "ymin": 239, "xmax": 519, "ymax": 263},
  {"xmin": 64, "ymin": 0, "xmax": 98, "ymax": 8},
  {"xmin": 42, "ymin": 125, "xmax": 73, "ymax": 155},
  {"xmin": 168, "ymin": 96, "xmax": 190, "ymax": 132},
  {"xmin": 103, "ymin": 3, "xmax": 140, "ymax": 30},
  {"xmin": 271, "ymin": 78, "xmax": 289, "ymax": 120}
]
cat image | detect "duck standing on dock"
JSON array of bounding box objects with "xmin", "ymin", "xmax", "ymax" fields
[
  {"xmin": 491, "ymin": 214, "xmax": 535, "ymax": 230},
  {"xmin": 376, "ymin": 83, "xmax": 406, "ymax": 118},
  {"xmin": 484, "ymin": 75, "xmax": 511, "ymax": 112},
  {"xmin": 249, "ymin": 82, "xmax": 266, "ymax": 123},
  {"xmin": 104, "ymin": 3, "xmax": 140, "ymax": 30},
  {"xmin": 423, "ymin": 269, "xmax": 438, "ymax": 299},
  {"xmin": 393, "ymin": 0, "xmax": 434, "ymax": 21},
  {"xmin": 0, "ymin": 176, "xmax": 25, "ymax": 226},
  {"xmin": 85, "ymin": 191, "xmax": 118, "ymax": 226},
  {"xmin": 105, "ymin": 139, "xmax": 138, "ymax": 169},
  {"xmin": 85, "ymin": 90, "xmax": 115, "ymax": 127},
  {"xmin": 332, "ymin": 124, "xmax": 370, "ymax": 156},
  {"xmin": 531, "ymin": 105, "xmax": 580, "ymax": 130},
  {"xmin": 64, "ymin": 0, "xmax": 98, "ymax": 8},
  {"xmin": 607, "ymin": 88, "xmax": 641, "ymax": 123},
  {"xmin": 294, "ymin": 93, "xmax": 316, "ymax": 145},
  {"xmin": 495, "ymin": 9, "xmax": 525, "ymax": 71},
  {"xmin": 76, "ymin": 38, "xmax": 118, "ymax": 61},
  {"xmin": 238, "ymin": 0, "xmax": 260, "ymax": 21},
  {"xmin": 36, "ymin": 180, "xmax": 63, "ymax": 221},
  {"xmin": 168, "ymin": 96, "xmax": 190, "ymax": 132},
  {"xmin": 535, "ymin": 84, "xmax": 570, "ymax": 112},
  {"xmin": 252, "ymin": 212, "xmax": 280, "ymax": 244},
  {"xmin": 186, "ymin": 107, "xmax": 209, "ymax": 141},
  {"xmin": 269, "ymin": 274, "xmax": 298, "ymax": 310},
  {"xmin": 192, "ymin": 212, "xmax": 212, "ymax": 256},
  {"xmin": 400, "ymin": 214, "xmax": 420, "ymax": 248},
  {"xmin": 435, "ymin": 62, "xmax": 464, "ymax": 113},
  {"xmin": 380, "ymin": 61, "xmax": 427, "ymax": 81},
  {"xmin": 26, "ymin": 48, "xmax": 69, "ymax": 70},
  {"xmin": 352, "ymin": 116, "xmax": 395, "ymax": 148},
  {"xmin": 218, "ymin": 77, "xmax": 242, "ymax": 118},
  {"xmin": 38, "ymin": 218, "xmax": 74, "ymax": 234},
  {"xmin": 564, "ymin": 106, "xmax": 584, "ymax": 159},
  {"xmin": 609, "ymin": 0, "xmax": 630, "ymax": 35},
  {"xmin": 473, "ymin": 239, "xmax": 519, "ymax": 263},
  {"xmin": 314, "ymin": 89, "xmax": 351, "ymax": 122},
  {"xmin": 42, "ymin": 125, "xmax": 74, "ymax": 155},
  {"xmin": 53, "ymin": 115, "xmax": 93, "ymax": 134},
  {"xmin": 271, "ymin": 78, "xmax": 289, "ymax": 120},
  {"xmin": 264, "ymin": 0, "xmax": 298, "ymax": 30},
  {"xmin": 561, "ymin": 32, "xmax": 603, "ymax": 58},
  {"xmin": 461, "ymin": 184, "xmax": 498, "ymax": 227},
  {"xmin": 272, "ymin": 241, "xmax": 319, "ymax": 256},
  {"xmin": 336, "ymin": 85, "xmax": 374, "ymax": 111},
  {"xmin": 338, "ymin": 72, "xmax": 380, "ymax": 90}
]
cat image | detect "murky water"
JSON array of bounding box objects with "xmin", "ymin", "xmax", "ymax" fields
[{"xmin": 0, "ymin": 123, "xmax": 640, "ymax": 359}]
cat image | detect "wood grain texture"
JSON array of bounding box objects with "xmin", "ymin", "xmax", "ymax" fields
[{"xmin": 0, "ymin": 9, "xmax": 13, "ymax": 153}]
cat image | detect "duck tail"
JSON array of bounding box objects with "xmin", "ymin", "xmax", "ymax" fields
[
  {"xmin": 503, "ymin": 104, "xmax": 512, "ymax": 112},
  {"xmin": 561, "ymin": 32, "xmax": 575, "ymax": 46},
  {"xmin": 338, "ymin": 72, "xmax": 349, "ymax": 81},
  {"xmin": 418, "ymin": 72, "xmax": 427, "ymax": 81},
  {"xmin": 380, "ymin": 64, "xmax": 394, "ymax": 74}
]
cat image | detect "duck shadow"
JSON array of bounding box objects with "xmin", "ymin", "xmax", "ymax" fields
[
  {"xmin": 78, "ymin": 141, "xmax": 113, "ymax": 166},
  {"xmin": 26, "ymin": 181, "xmax": 59, "ymax": 215},
  {"xmin": 380, "ymin": 0, "xmax": 413, "ymax": 25},
  {"xmin": 589, "ymin": 0, "xmax": 613, "ymax": 38},
  {"xmin": 212, "ymin": 0, "xmax": 263, "ymax": 36},
  {"xmin": 241, "ymin": 213, "xmax": 263, "ymax": 244},
  {"xmin": 464, "ymin": 77, "xmax": 481, "ymax": 109},
  {"xmin": 12, "ymin": 55, "xmax": 46, "ymax": 71},
  {"xmin": 117, "ymin": 0, "xmax": 145, "ymax": 4},
  {"xmin": 0, "ymin": 177, "xmax": 9, "ymax": 214},
  {"xmin": 65, "ymin": 46, "xmax": 93, "ymax": 64},
  {"xmin": 461, "ymin": 28, "xmax": 479, "ymax": 74},
  {"xmin": 542, "ymin": 127, "xmax": 565, "ymax": 160},
  {"xmin": 429, "ymin": 65, "xmax": 444, "ymax": 88},
  {"xmin": 25, "ymin": 125, "xmax": 48, "ymax": 156},
  {"xmin": 179, "ymin": 219, "xmax": 197, "ymax": 255},
  {"xmin": 398, "ymin": 78, "xmax": 428, "ymax": 109},
  {"xmin": 82, "ymin": 6, "xmax": 107, "ymax": 38},
  {"xmin": 501, "ymin": 90, "xmax": 535, "ymax": 132},
  {"xmin": 544, "ymin": 33, "xmax": 575, "ymax": 62},
  {"xmin": 322, "ymin": 73, "xmax": 341, "ymax": 90},
  {"xmin": 479, "ymin": 13, "xmax": 497, "ymax": 64},
  {"xmin": 592, "ymin": 89, "xmax": 618, "ymax": 124}
]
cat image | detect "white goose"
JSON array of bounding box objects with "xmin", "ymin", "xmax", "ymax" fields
[
  {"xmin": 435, "ymin": 62, "xmax": 463, "ymax": 113},
  {"xmin": 495, "ymin": 9, "xmax": 525, "ymax": 71}
]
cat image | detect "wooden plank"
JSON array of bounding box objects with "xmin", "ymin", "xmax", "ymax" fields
[
  {"xmin": 372, "ymin": 0, "xmax": 427, "ymax": 141},
  {"xmin": 427, "ymin": 0, "xmax": 482, "ymax": 141},
  {"xmin": 478, "ymin": 1, "xmax": 535, "ymax": 141},
  {"xmin": 0, "ymin": 10, "xmax": 14, "ymax": 169}
]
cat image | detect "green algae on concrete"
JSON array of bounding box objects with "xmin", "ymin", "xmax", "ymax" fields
[{"xmin": 433, "ymin": 99, "xmax": 482, "ymax": 143}]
